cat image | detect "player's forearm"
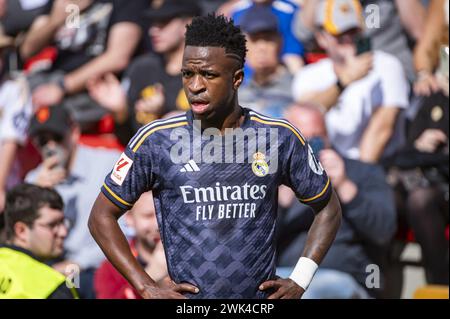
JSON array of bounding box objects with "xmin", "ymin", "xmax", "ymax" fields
[
  {"xmin": 88, "ymin": 194, "xmax": 157, "ymax": 293},
  {"xmin": 301, "ymin": 191, "xmax": 341, "ymax": 264}
]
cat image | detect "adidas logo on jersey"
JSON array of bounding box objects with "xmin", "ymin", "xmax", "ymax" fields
[{"xmin": 180, "ymin": 160, "xmax": 200, "ymax": 172}]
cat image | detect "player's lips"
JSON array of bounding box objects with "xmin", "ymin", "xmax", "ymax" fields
[{"xmin": 190, "ymin": 99, "xmax": 210, "ymax": 114}]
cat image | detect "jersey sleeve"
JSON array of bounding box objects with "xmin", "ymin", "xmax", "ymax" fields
[
  {"xmin": 101, "ymin": 135, "xmax": 156, "ymax": 210},
  {"xmin": 281, "ymin": 126, "xmax": 332, "ymax": 213}
]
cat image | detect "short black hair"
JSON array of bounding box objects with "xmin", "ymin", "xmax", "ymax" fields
[
  {"xmin": 185, "ymin": 13, "xmax": 247, "ymax": 68},
  {"xmin": 4, "ymin": 184, "xmax": 64, "ymax": 240}
]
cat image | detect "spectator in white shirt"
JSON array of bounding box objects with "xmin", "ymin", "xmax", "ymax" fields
[{"xmin": 292, "ymin": 0, "xmax": 409, "ymax": 163}]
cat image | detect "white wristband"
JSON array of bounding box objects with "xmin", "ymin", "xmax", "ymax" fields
[{"xmin": 289, "ymin": 257, "xmax": 319, "ymax": 290}]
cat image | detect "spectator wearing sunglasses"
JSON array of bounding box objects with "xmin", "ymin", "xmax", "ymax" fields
[{"xmin": 24, "ymin": 106, "xmax": 122, "ymax": 298}]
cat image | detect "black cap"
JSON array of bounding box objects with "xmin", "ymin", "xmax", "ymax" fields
[
  {"xmin": 28, "ymin": 106, "xmax": 73, "ymax": 138},
  {"xmin": 240, "ymin": 4, "xmax": 279, "ymax": 34},
  {"xmin": 144, "ymin": 0, "xmax": 202, "ymax": 21}
]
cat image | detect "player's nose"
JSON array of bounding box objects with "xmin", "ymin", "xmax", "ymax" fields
[{"xmin": 188, "ymin": 74, "xmax": 206, "ymax": 94}]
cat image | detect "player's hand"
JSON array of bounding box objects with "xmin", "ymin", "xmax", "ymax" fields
[
  {"xmin": 87, "ymin": 73, "xmax": 127, "ymax": 113},
  {"xmin": 35, "ymin": 156, "xmax": 67, "ymax": 188},
  {"xmin": 414, "ymin": 129, "xmax": 448, "ymax": 153},
  {"xmin": 334, "ymin": 52, "xmax": 373, "ymax": 87},
  {"xmin": 259, "ymin": 278, "xmax": 304, "ymax": 299},
  {"xmin": 140, "ymin": 279, "xmax": 199, "ymax": 299}
]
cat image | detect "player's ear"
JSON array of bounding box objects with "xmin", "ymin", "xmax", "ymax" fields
[{"xmin": 233, "ymin": 68, "xmax": 244, "ymax": 90}]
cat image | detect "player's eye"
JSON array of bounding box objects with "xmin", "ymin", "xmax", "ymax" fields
[
  {"xmin": 201, "ymin": 71, "xmax": 217, "ymax": 79},
  {"xmin": 181, "ymin": 70, "xmax": 194, "ymax": 78}
]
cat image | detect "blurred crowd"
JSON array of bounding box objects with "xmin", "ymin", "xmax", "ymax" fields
[{"xmin": 0, "ymin": 0, "xmax": 448, "ymax": 299}]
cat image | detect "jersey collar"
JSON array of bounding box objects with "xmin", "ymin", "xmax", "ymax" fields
[{"xmin": 186, "ymin": 107, "xmax": 251, "ymax": 130}]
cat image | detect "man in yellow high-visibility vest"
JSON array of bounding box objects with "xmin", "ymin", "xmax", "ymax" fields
[{"xmin": 0, "ymin": 184, "xmax": 78, "ymax": 299}]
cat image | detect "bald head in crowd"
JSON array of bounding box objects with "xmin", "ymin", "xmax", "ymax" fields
[{"xmin": 284, "ymin": 104, "xmax": 328, "ymax": 141}]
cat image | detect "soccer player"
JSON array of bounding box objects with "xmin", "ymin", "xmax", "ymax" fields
[{"xmin": 88, "ymin": 14, "xmax": 341, "ymax": 299}]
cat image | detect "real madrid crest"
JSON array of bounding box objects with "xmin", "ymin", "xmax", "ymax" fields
[{"xmin": 252, "ymin": 152, "xmax": 269, "ymax": 177}]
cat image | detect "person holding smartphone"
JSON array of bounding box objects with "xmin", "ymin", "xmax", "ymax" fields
[
  {"xmin": 25, "ymin": 105, "xmax": 122, "ymax": 299},
  {"xmin": 292, "ymin": 0, "xmax": 409, "ymax": 164},
  {"xmin": 28, "ymin": 111, "xmax": 72, "ymax": 189}
]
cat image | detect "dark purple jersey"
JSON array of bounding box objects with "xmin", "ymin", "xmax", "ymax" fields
[{"xmin": 102, "ymin": 108, "xmax": 331, "ymax": 298}]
